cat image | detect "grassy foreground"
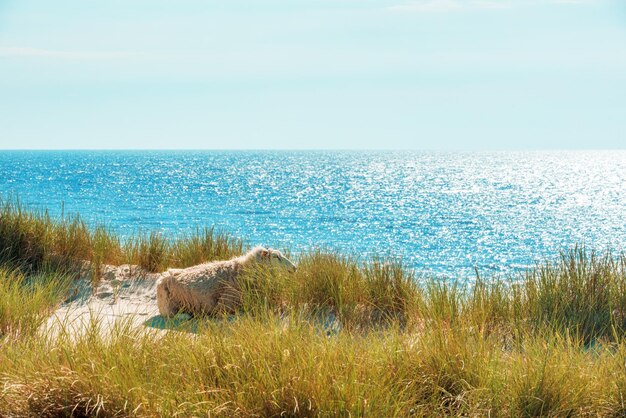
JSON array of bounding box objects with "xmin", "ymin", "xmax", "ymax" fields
[{"xmin": 2, "ymin": 200, "xmax": 626, "ymax": 416}]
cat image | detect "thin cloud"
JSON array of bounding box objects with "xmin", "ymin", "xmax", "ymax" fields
[
  {"xmin": 551, "ymin": 0, "xmax": 596, "ymax": 4},
  {"xmin": 387, "ymin": 0, "xmax": 511, "ymax": 12},
  {"xmin": 472, "ymin": 0, "xmax": 511, "ymax": 8},
  {"xmin": 0, "ymin": 46, "xmax": 144, "ymax": 60},
  {"xmin": 388, "ymin": 0, "xmax": 598, "ymax": 12},
  {"xmin": 388, "ymin": 0, "xmax": 464, "ymax": 12}
]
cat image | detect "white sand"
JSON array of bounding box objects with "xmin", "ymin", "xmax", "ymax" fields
[
  {"xmin": 44, "ymin": 264, "xmax": 174, "ymax": 337},
  {"xmin": 43, "ymin": 263, "xmax": 339, "ymax": 338}
]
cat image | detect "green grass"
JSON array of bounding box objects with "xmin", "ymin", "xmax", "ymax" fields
[
  {"xmin": 0, "ymin": 268, "xmax": 71, "ymax": 340},
  {"xmin": 2, "ymin": 316, "xmax": 625, "ymax": 416},
  {"xmin": 2, "ymin": 200, "xmax": 626, "ymax": 416},
  {"xmin": 0, "ymin": 197, "xmax": 243, "ymax": 274}
]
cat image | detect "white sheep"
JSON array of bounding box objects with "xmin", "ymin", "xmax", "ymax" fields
[{"xmin": 156, "ymin": 246, "xmax": 297, "ymax": 318}]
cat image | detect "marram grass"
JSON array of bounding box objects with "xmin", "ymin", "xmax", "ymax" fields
[
  {"xmin": 2, "ymin": 200, "xmax": 626, "ymax": 416},
  {"xmin": 2, "ymin": 315, "xmax": 626, "ymax": 416},
  {"xmin": 0, "ymin": 197, "xmax": 243, "ymax": 274},
  {"xmin": 0, "ymin": 268, "xmax": 71, "ymax": 339}
]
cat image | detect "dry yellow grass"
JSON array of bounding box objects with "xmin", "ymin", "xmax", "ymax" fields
[{"xmin": 2, "ymin": 201, "xmax": 626, "ymax": 416}]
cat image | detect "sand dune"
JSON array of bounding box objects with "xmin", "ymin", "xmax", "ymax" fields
[{"xmin": 44, "ymin": 264, "xmax": 189, "ymax": 337}]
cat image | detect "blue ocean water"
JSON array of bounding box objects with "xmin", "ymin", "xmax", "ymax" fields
[{"xmin": 1, "ymin": 150, "xmax": 625, "ymax": 279}]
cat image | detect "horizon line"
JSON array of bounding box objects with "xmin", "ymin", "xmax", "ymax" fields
[{"xmin": 0, "ymin": 148, "xmax": 625, "ymax": 152}]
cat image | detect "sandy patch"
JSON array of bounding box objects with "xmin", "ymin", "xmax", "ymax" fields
[
  {"xmin": 43, "ymin": 264, "xmax": 192, "ymax": 337},
  {"xmin": 42, "ymin": 262, "xmax": 342, "ymax": 338}
]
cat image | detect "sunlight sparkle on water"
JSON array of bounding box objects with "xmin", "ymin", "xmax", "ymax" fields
[{"xmin": 1, "ymin": 150, "xmax": 625, "ymax": 280}]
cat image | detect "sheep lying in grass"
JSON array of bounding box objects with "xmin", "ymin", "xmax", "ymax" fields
[{"xmin": 156, "ymin": 246, "xmax": 297, "ymax": 318}]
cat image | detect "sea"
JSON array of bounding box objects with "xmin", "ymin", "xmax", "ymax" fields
[{"xmin": 1, "ymin": 150, "xmax": 625, "ymax": 279}]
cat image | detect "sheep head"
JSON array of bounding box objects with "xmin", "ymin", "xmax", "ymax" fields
[{"xmin": 254, "ymin": 247, "xmax": 297, "ymax": 273}]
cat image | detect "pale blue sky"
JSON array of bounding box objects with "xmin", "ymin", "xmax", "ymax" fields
[{"xmin": 1, "ymin": 0, "xmax": 625, "ymax": 149}]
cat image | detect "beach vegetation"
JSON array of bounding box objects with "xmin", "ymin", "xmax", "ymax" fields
[{"xmin": 1, "ymin": 200, "xmax": 626, "ymax": 416}]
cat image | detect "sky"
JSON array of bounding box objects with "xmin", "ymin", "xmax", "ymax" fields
[{"xmin": 0, "ymin": 0, "xmax": 625, "ymax": 150}]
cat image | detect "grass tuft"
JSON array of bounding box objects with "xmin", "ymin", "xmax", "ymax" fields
[
  {"xmin": 2, "ymin": 201, "xmax": 626, "ymax": 415},
  {"xmin": 0, "ymin": 268, "xmax": 71, "ymax": 340}
]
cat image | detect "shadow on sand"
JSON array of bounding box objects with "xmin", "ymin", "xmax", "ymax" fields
[
  {"xmin": 143, "ymin": 315, "xmax": 201, "ymax": 333},
  {"xmin": 143, "ymin": 314, "xmax": 241, "ymax": 333},
  {"xmin": 143, "ymin": 312, "xmax": 344, "ymax": 335}
]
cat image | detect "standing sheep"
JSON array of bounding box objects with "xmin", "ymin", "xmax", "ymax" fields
[{"xmin": 156, "ymin": 246, "xmax": 297, "ymax": 318}]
